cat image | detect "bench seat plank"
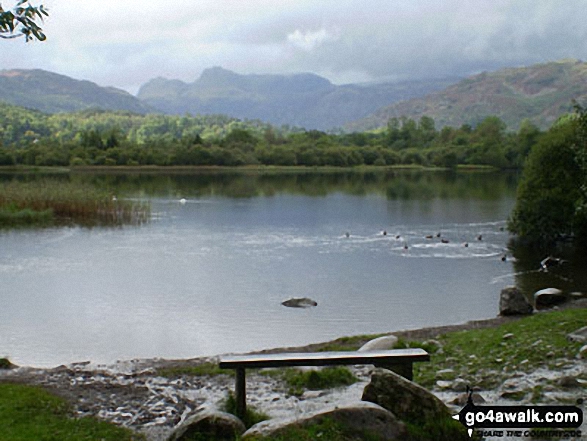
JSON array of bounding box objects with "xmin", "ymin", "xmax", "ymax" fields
[
  {"xmin": 219, "ymin": 348, "xmax": 430, "ymax": 419},
  {"xmin": 219, "ymin": 348, "xmax": 429, "ymax": 369}
]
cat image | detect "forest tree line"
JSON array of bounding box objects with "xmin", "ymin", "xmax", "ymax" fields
[{"xmin": 0, "ymin": 102, "xmax": 540, "ymax": 169}]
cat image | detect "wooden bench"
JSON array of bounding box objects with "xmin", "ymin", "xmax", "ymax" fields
[{"xmin": 219, "ymin": 348, "xmax": 430, "ymax": 418}]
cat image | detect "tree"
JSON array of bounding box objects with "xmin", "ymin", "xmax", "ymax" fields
[
  {"xmin": 0, "ymin": 1, "xmax": 48, "ymax": 41},
  {"xmin": 508, "ymin": 108, "xmax": 586, "ymax": 248}
]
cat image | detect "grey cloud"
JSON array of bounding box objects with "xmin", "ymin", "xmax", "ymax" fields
[{"xmin": 2, "ymin": 0, "xmax": 586, "ymax": 92}]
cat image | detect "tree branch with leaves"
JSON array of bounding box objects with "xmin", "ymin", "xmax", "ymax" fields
[{"xmin": 0, "ymin": 0, "xmax": 48, "ymax": 41}]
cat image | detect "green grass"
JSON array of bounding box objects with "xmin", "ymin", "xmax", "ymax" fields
[
  {"xmin": 414, "ymin": 308, "xmax": 587, "ymax": 390},
  {"xmin": 222, "ymin": 392, "xmax": 269, "ymax": 429},
  {"xmin": 309, "ymin": 334, "xmax": 386, "ymax": 352},
  {"xmin": 280, "ymin": 367, "xmax": 358, "ymax": 396},
  {"xmin": 156, "ymin": 362, "xmax": 233, "ymax": 378},
  {"xmin": 0, "ymin": 204, "xmax": 54, "ymax": 226},
  {"xmin": 0, "ymin": 382, "xmax": 143, "ymax": 440},
  {"xmin": 0, "ymin": 179, "xmax": 150, "ymax": 227}
]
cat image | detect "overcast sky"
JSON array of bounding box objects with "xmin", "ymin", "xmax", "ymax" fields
[{"xmin": 2, "ymin": 0, "xmax": 587, "ymax": 94}]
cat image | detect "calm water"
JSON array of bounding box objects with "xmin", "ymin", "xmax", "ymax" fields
[{"xmin": 0, "ymin": 170, "xmax": 581, "ymax": 367}]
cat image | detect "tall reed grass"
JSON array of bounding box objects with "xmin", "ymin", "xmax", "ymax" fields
[{"xmin": 0, "ymin": 180, "xmax": 150, "ymax": 227}]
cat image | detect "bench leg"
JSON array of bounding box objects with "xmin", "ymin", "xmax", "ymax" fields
[
  {"xmin": 375, "ymin": 362, "xmax": 413, "ymax": 381},
  {"xmin": 235, "ymin": 367, "xmax": 246, "ymax": 419}
]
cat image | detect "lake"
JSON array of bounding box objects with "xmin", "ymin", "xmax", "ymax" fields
[{"xmin": 0, "ymin": 170, "xmax": 582, "ymax": 367}]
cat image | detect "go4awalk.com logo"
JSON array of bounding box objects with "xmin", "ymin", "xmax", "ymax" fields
[{"xmin": 453, "ymin": 390, "xmax": 583, "ymax": 438}]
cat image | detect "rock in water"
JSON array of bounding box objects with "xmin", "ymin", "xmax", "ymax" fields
[
  {"xmin": 281, "ymin": 297, "xmax": 318, "ymax": 308},
  {"xmin": 358, "ymin": 335, "xmax": 399, "ymax": 352},
  {"xmin": 243, "ymin": 402, "xmax": 406, "ymax": 440},
  {"xmin": 499, "ymin": 286, "xmax": 533, "ymax": 316}
]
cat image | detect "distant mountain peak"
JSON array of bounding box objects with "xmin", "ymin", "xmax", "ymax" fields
[{"xmin": 0, "ymin": 69, "xmax": 152, "ymax": 114}]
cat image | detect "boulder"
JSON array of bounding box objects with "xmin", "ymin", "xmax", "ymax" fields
[
  {"xmin": 281, "ymin": 297, "xmax": 317, "ymax": 308},
  {"xmin": 362, "ymin": 368, "xmax": 469, "ymax": 440},
  {"xmin": 499, "ymin": 286, "xmax": 533, "ymax": 316},
  {"xmin": 534, "ymin": 288, "xmax": 565, "ymax": 308},
  {"xmin": 358, "ymin": 335, "xmax": 399, "ymax": 352},
  {"xmin": 242, "ymin": 402, "xmax": 406, "ymax": 440},
  {"xmin": 567, "ymin": 326, "xmax": 587, "ymax": 343},
  {"xmin": 167, "ymin": 409, "xmax": 246, "ymax": 441}
]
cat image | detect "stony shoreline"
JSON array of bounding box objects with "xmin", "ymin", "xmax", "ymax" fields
[{"xmin": 1, "ymin": 303, "xmax": 586, "ymax": 440}]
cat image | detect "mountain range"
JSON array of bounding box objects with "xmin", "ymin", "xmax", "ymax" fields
[
  {"xmin": 346, "ymin": 59, "xmax": 587, "ymax": 132},
  {"xmin": 1, "ymin": 59, "xmax": 586, "ymax": 132},
  {"xmin": 136, "ymin": 67, "xmax": 456, "ymax": 130}
]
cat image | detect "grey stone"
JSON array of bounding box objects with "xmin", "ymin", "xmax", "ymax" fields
[
  {"xmin": 451, "ymin": 392, "xmax": 486, "ymax": 406},
  {"xmin": 534, "ymin": 288, "xmax": 565, "ymax": 308},
  {"xmin": 358, "ymin": 335, "xmax": 399, "ymax": 352},
  {"xmin": 281, "ymin": 297, "xmax": 318, "ymax": 308},
  {"xmin": 568, "ymin": 326, "xmax": 587, "ymax": 343},
  {"xmin": 579, "ymin": 345, "xmax": 587, "ymax": 359},
  {"xmin": 558, "ymin": 376, "xmax": 580, "ymax": 389},
  {"xmin": 452, "ymin": 378, "xmax": 469, "ymax": 392},
  {"xmin": 436, "ymin": 368, "xmax": 455, "ymax": 377},
  {"xmin": 361, "ymin": 368, "xmax": 468, "ymax": 440},
  {"xmin": 242, "ymin": 401, "xmax": 406, "ymax": 440},
  {"xmin": 167, "ymin": 409, "xmax": 246, "ymax": 441},
  {"xmin": 499, "ymin": 286, "xmax": 533, "ymax": 316}
]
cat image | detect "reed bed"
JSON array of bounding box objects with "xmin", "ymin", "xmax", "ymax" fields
[{"xmin": 0, "ymin": 180, "xmax": 150, "ymax": 227}]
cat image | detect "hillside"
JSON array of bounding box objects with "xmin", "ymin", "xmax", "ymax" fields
[
  {"xmin": 137, "ymin": 67, "xmax": 456, "ymax": 130},
  {"xmin": 347, "ymin": 59, "xmax": 587, "ymax": 132},
  {"xmin": 0, "ymin": 69, "xmax": 153, "ymax": 114}
]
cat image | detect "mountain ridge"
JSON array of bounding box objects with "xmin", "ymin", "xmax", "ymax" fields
[
  {"xmin": 0, "ymin": 69, "xmax": 154, "ymax": 114},
  {"xmin": 137, "ymin": 67, "xmax": 456, "ymax": 130},
  {"xmin": 347, "ymin": 59, "xmax": 587, "ymax": 131}
]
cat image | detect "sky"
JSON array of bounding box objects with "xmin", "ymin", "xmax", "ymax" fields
[{"xmin": 2, "ymin": 0, "xmax": 587, "ymax": 95}]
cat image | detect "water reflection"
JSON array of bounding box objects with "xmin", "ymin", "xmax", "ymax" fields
[{"xmin": 0, "ymin": 168, "xmax": 520, "ymax": 200}]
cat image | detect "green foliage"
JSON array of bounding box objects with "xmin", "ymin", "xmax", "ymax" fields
[
  {"xmin": 0, "ymin": 1, "xmax": 48, "ymax": 41},
  {"xmin": 509, "ymin": 106, "xmax": 586, "ymax": 247},
  {"xmin": 0, "ymin": 382, "xmax": 142, "ymax": 440},
  {"xmin": 282, "ymin": 367, "xmax": 358, "ymax": 396},
  {"xmin": 0, "ymin": 102, "xmax": 543, "ymax": 169},
  {"xmin": 222, "ymin": 392, "xmax": 269, "ymax": 429}
]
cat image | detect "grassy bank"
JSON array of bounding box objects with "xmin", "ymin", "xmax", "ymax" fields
[
  {"xmin": 0, "ymin": 383, "xmax": 143, "ymax": 440},
  {"xmin": 0, "ymin": 179, "xmax": 150, "ymax": 227},
  {"xmin": 413, "ymin": 307, "xmax": 587, "ymax": 391}
]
